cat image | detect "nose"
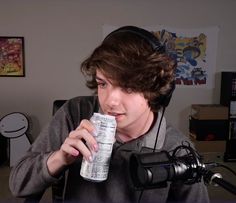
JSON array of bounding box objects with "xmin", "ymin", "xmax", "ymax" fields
[{"xmin": 105, "ymin": 87, "xmax": 122, "ymax": 107}]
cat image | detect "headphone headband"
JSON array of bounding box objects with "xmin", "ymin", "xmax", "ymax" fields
[{"xmin": 104, "ymin": 26, "xmax": 165, "ymax": 53}]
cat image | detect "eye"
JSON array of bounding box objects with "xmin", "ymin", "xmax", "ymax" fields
[{"xmin": 97, "ymin": 81, "xmax": 107, "ymax": 89}]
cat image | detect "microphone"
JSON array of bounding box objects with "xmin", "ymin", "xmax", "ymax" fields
[{"xmin": 129, "ymin": 145, "xmax": 217, "ymax": 190}]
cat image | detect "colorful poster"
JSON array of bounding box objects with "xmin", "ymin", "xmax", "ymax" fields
[{"xmin": 0, "ymin": 37, "xmax": 25, "ymax": 77}]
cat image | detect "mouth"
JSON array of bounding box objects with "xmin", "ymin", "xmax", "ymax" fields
[
  {"xmin": 4, "ymin": 126, "xmax": 26, "ymax": 133},
  {"xmin": 107, "ymin": 112, "xmax": 125, "ymax": 120}
]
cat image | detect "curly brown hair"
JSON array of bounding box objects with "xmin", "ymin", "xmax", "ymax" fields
[{"xmin": 81, "ymin": 27, "xmax": 176, "ymax": 112}]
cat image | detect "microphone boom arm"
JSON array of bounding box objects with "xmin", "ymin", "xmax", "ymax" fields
[{"xmin": 204, "ymin": 170, "xmax": 236, "ymax": 195}]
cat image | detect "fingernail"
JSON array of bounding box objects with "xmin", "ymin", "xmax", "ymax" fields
[
  {"xmin": 93, "ymin": 144, "xmax": 98, "ymax": 151},
  {"xmin": 88, "ymin": 155, "xmax": 93, "ymax": 162},
  {"xmin": 73, "ymin": 151, "xmax": 79, "ymax": 156},
  {"xmin": 91, "ymin": 130, "xmax": 97, "ymax": 137}
]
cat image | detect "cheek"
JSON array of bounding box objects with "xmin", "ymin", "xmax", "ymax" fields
[
  {"xmin": 126, "ymin": 96, "xmax": 149, "ymax": 111},
  {"xmin": 134, "ymin": 95, "xmax": 149, "ymax": 107},
  {"xmin": 98, "ymin": 90, "xmax": 106, "ymax": 108},
  {"xmin": 137, "ymin": 101, "xmax": 150, "ymax": 112}
]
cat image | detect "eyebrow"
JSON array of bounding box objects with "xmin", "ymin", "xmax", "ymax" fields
[
  {"xmin": 96, "ymin": 75, "xmax": 114, "ymax": 86},
  {"xmin": 95, "ymin": 76, "xmax": 105, "ymax": 81}
]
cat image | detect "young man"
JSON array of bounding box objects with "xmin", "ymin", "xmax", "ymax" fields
[{"xmin": 9, "ymin": 26, "xmax": 209, "ymax": 203}]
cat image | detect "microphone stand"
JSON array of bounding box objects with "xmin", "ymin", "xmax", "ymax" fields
[{"xmin": 204, "ymin": 170, "xmax": 236, "ymax": 195}]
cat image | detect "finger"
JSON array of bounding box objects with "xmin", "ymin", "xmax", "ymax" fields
[
  {"xmin": 63, "ymin": 137, "xmax": 93, "ymax": 161},
  {"xmin": 61, "ymin": 142, "xmax": 79, "ymax": 157},
  {"xmin": 76, "ymin": 119, "xmax": 95, "ymax": 134},
  {"xmin": 69, "ymin": 128, "xmax": 98, "ymax": 152}
]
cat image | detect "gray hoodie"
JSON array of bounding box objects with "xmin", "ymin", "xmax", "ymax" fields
[{"xmin": 9, "ymin": 96, "xmax": 209, "ymax": 203}]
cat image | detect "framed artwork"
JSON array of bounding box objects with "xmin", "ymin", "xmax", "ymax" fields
[{"xmin": 0, "ymin": 37, "xmax": 25, "ymax": 77}]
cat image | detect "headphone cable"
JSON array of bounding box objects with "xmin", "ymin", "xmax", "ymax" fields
[{"xmin": 153, "ymin": 107, "xmax": 166, "ymax": 152}]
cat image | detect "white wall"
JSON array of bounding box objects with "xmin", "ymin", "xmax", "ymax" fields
[{"xmin": 0, "ymin": 0, "xmax": 236, "ymax": 139}]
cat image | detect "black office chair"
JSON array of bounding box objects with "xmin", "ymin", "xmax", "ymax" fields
[
  {"xmin": 25, "ymin": 100, "xmax": 67, "ymax": 203},
  {"xmin": 52, "ymin": 100, "xmax": 67, "ymax": 115},
  {"xmin": 51, "ymin": 100, "xmax": 67, "ymax": 203}
]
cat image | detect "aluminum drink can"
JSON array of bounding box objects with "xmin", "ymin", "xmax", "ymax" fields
[{"xmin": 80, "ymin": 113, "xmax": 117, "ymax": 182}]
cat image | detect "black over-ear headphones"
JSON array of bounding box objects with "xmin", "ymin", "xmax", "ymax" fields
[{"xmin": 104, "ymin": 25, "xmax": 175, "ymax": 108}]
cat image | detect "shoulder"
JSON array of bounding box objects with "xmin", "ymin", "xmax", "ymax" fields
[{"xmin": 163, "ymin": 123, "xmax": 194, "ymax": 151}]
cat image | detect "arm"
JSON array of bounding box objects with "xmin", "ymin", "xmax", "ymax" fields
[
  {"xmin": 9, "ymin": 107, "xmax": 72, "ymax": 197},
  {"xmin": 9, "ymin": 98, "xmax": 98, "ymax": 197}
]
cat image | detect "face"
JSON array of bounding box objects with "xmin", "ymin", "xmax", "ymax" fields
[
  {"xmin": 0, "ymin": 113, "xmax": 28, "ymax": 138},
  {"xmin": 96, "ymin": 70, "xmax": 153, "ymax": 136}
]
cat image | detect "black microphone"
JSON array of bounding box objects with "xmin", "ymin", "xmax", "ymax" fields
[{"xmin": 129, "ymin": 145, "xmax": 217, "ymax": 190}]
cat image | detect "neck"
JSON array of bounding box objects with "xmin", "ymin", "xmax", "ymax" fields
[{"xmin": 117, "ymin": 110, "xmax": 154, "ymax": 143}]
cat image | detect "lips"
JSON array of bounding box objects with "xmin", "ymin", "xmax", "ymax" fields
[
  {"xmin": 108, "ymin": 112, "xmax": 123, "ymax": 116},
  {"xmin": 107, "ymin": 112, "xmax": 125, "ymax": 120}
]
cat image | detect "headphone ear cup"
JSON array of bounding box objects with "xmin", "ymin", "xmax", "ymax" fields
[{"xmin": 158, "ymin": 82, "xmax": 175, "ymax": 107}]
